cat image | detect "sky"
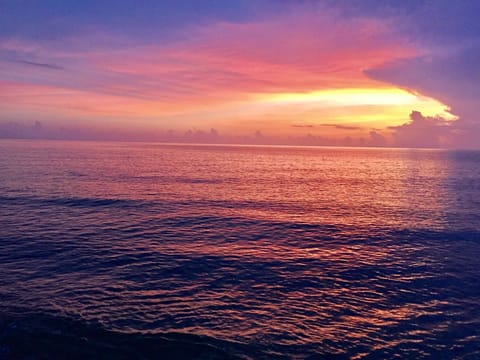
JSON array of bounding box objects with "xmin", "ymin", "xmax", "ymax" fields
[{"xmin": 0, "ymin": 0, "xmax": 479, "ymax": 148}]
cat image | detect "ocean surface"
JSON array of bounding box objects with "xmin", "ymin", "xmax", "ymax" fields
[{"xmin": 0, "ymin": 140, "xmax": 479, "ymax": 359}]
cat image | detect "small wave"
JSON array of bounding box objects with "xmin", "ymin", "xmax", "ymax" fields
[
  {"xmin": 66, "ymin": 171, "xmax": 88, "ymax": 178},
  {"xmin": 179, "ymin": 178, "xmax": 221, "ymax": 184},
  {"xmin": 0, "ymin": 311, "xmax": 272, "ymax": 360},
  {"xmin": 0, "ymin": 195, "xmax": 143, "ymax": 209},
  {"xmin": 128, "ymin": 175, "xmax": 222, "ymax": 184},
  {"xmin": 0, "ymin": 195, "xmax": 301, "ymax": 213}
]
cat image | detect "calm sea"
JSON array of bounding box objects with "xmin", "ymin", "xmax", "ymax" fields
[{"xmin": 0, "ymin": 140, "xmax": 479, "ymax": 359}]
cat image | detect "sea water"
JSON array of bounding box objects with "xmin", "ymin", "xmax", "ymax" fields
[{"xmin": 0, "ymin": 140, "xmax": 479, "ymax": 359}]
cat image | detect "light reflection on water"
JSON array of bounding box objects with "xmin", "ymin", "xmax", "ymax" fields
[{"xmin": 0, "ymin": 140, "xmax": 479, "ymax": 358}]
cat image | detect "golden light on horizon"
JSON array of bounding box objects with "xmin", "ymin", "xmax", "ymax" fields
[
  {"xmin": 226, "ymin": 87, "xmax": 455, "ymax": 131},
  {"xmin": 258, "ymin": 88, "xmax": 455, "ymax": 118}
]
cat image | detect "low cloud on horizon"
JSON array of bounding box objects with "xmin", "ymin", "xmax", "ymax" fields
[{"xmin": 1, "ymin": 112, "xmax": 471, "ymax": 149}]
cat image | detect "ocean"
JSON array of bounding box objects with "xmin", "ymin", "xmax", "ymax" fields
[{"xmin": 0, "ymin": 140, "xmax": 479, "ymax": 359}]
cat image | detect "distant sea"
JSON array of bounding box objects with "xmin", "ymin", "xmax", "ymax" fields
[{"xmin": 1, "ymin": 140, "xmax": 479, "ymax": 359}]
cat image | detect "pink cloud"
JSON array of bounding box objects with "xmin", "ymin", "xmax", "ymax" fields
[
  {"xmin": 88, "ymin": 10, "xmax": 417, "ymax": 103},
  {"xmin": 0, "ymin": 7, "xmax": 427, "ymax": 143},
  {"xmin": 388, "ymin": 110, "xmax": 453, "ymax": 148}
]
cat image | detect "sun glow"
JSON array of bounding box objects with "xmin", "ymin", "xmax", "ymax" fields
[
  {"xmin": 260, "ymin": 88, "xmax": 453, "ymax": 112},
  {"xmin": 245, "ymin": 87, "xmax": 456, "ymax": 129}
]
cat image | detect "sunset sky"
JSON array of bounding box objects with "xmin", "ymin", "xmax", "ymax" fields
[{"xmin": 1, "ymin": 0, "xmax": 479, "ymax": 148}]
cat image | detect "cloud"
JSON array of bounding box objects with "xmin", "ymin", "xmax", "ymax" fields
[
  {"xmin": 365, "ymin": 45, "xmax": 480, "ymax": 119},
  {"xmin": 388, "ymin": 111, "xmax": 453, "ymax": 148},
  {"xmin": 319, "ymin": 124, "xmax": 362, "ymax": 130},
  {"xmin": 0, "ymin": 6, "xmax": 414, "ymax": 105},
  {"xmin": 367, "ymin": 130, "xmax": 387, "ymax": 147},
  {"xmin": 0, "ymin": 120, "xmax": 45, "ymax": 139},
  {"xmin": 1, "ymin": 1, "xmax": 478, "ymax": 147},
  {"xmin": 0, "ymin": 5, "xmax": 424, "ymax": 142},
  {"xmin": 15, "ymin": 60, "xmax": 64, "ymax": 71},
  {"xmin": 362, "ymin": 1, "xmax": 480, "ymax": 148},
  {"xmin": 0, "ymin": 121, "xmax": 264, "ymax": 144},
  {"xmin": 366, "ymin": 47, "xmax": 480, "ymax": 148},
  {"xmin": 292, "ymin": 124, "xmax": 315, "ymax": 128}
]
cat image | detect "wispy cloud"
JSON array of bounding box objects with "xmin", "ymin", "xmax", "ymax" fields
[
  {"xmin": 292, "ymin": 124, "xmax": 362, "ymax": 131},
  {"xmin": 292, "ymin": 124, "xmax": 315, "ymax": 128},
  {"xmin": 14, "ymin": 59, "xmax": 64, "ymax": 71},
  {"xmin": 319, "ymin": 124, "xmax": 362, "ymax": 130}
]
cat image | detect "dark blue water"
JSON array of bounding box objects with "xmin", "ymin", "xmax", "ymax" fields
[{"xmin": 1, "ymin": 140, "xmax": 480, "ymax": 359}]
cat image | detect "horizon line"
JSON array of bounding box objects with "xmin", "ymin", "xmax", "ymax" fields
[{"xmin": 1, "ymin": 137, "xmax": 475, "ymax": 151}]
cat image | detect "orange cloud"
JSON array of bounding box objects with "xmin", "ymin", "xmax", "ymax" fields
[
  {"xmin": 96, "ymin": 12, "xmax": 417, "ymax": 101},
  {"xmin": 0, "ymin": 9, "xmax": 452, "ymax": 140}
]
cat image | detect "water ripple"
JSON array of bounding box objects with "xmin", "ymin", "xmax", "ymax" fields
[{"xmin": 1, "ymin": 142, "xmax": 480, "ymax": 358}]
